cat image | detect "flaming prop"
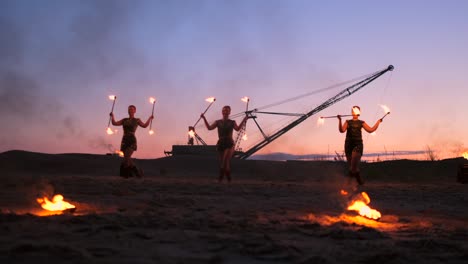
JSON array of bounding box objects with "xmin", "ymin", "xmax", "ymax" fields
[
  {"xmin": 462, "ymin": 152, "xmax": 468, "ymax": 159},
  {"xmin": 149, "ymin": 97, "xmax": 156, "ymax": 135},
  {"xmin": 379, "ymin": 104, "xmax": 391, "ymax": 121},
  {"xmin": 317, "ymin": 115, "xmax": 353, "ymax": 126},
  {"xmin": 352, "ymin": 106, "xmax": 361, "ymax": 116},
  {"xmin": 241, "ymin": 96, "xmax": 250, "ymax": 140},
  {"xmin": 346, "ymin": 192, "xmax": 381, "ymax": 220},
  {"xmin": 188, "ymin": 127, "xmax": 195, "ymax": 138},
  {"xmin": 193, "ymin": 97, "xmax": 216, "ymax": 127},
  {"xmin": 107, "ymin": 95, "xmax": 117, "ymax": 135},
  {"xmin": 37, "ymin": 194, "xmax": 76, "ymax": 214}
]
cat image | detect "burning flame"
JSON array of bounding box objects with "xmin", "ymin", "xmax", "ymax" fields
[
  {"xmin": 37, "ymin": 194, "xmax": 75, "ymax": 212},
  {"xmin": 317, "ymin": 117, "xmax": 325, "ymax": 126},
  {"xmin": 462, "ymin": 152, "xmax": 468, "ymax": 159},
  {"xmin": 340, "ymin": 189, "xmax": 348, "ymax": 196},
  {"xmin": 149, "ymin": 130, "xmax": 154, "ymax": 135},
  {"xmin": 188, "ymin": 130, "xmax": 195, "ymax": 138},
  {"xmin": 347, "ymin": 192, "xmax": 381, "ymax": 220},
  {"xmin": 241, "ymin": 96, "xmax": 250, "ymax": 103},
  {"xmin": 106, "ymin": 127, "xmax": 114, "ymax": 135},
  {"xmin": 205, "ymin": 97, "xmax": 216, "ymax": 103},
  {"xmin": 108, "ymin": 95, "xmax": 116, "ymax": 100},
  {"xmin": 380, "ymin": 104, "xmax": 390, "ymax": 114},
  {"xmin": 115, "ymin": 150, "xmax": 124, "ymax": 157},
  {"xmin": 149, "ymin": 97, "xmax": 156, "ymax": 104},
  {"xmin": 352, "ymin": 107, "xmax": 361, "ymax": 116},
  {"xmin": 242, "ymin": 134, "xmax": 248, "ymax": 141}
]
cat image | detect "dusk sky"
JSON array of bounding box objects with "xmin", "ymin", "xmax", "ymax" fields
[{"xmin": 1, "ymin": 0, "xmax": 467, "ymax": 160}]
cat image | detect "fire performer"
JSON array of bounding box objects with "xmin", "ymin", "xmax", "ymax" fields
[
  {"xmin": 201, "ymin": 105, "xmax": 249, "ymax": 182},
  {"xmin": 337, "ymin": 106, "xmax": 382, "ymax": 185},
  {"xmin": 110, "ymin": 105, "xmax": 153, "ymax": 178}
]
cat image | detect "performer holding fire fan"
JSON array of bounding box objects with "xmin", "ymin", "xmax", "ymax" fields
[
  {"xmin": 110, "ymin": 105, "xmax": 153, "ymax": 178},
  {"xmin": 337, "ymin": 105, "xmax": 384, "ymax": 185}
]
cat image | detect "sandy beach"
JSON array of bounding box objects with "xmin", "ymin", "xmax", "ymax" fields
[{"xmin": 1, "ymin": 150, "xmax": 467, "ymax": 263}]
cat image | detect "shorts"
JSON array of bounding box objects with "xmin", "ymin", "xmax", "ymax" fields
[
  {"xmin": 345, "ymin": 140, "xmax": 363, "ymax": 157},
  {"xmin": 216, "ymin": 138, "xmax": 234, "ymax": 152},
  {"xmin": 121, "ymin": 134, "xmax": 137, "ymax": 152}
]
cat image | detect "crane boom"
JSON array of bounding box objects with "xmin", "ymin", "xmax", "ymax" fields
[{"xmin": 236, "ymin": 65, "xmax": 394, "ymax": 160}]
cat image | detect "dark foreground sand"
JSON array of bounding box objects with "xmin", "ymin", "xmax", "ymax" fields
[{"xmin": 0, "ymin": 150, "xmax": 467, "ymax": 263}]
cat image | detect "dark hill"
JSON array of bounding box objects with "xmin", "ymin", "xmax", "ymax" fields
[{"xmin": 0, "ymin": 150, "xmax": 465, "ymax": 183}]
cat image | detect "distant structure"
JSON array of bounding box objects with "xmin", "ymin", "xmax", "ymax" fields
[{"xmin": 165, "ymin": 65, "xmax": 395, "ymax": 159}]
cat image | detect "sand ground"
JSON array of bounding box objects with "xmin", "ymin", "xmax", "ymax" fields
[{"xmin": 0, "ymin": 152, "xmax": 467, "ymax": 263}]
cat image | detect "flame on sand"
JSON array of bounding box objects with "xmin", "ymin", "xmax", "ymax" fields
[
  {"xmin": 37, "ymin": 194, "xmax": 75, "ymax": 213},
  {"xmin": 115, "ymin": 150, "xmax": 124, "ymax": 157},
  {"xmin": 462, "ymin": 152, "xmax": 468, "ymax": 159},
  {"xmin": 347, "ymin": 192, "xmax": 381, "ymax": 220}
]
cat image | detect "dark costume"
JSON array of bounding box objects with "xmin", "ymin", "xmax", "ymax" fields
[
  {"xmin": 344, "ymin": 119, "xmax": 364, "ymax": 157},
  {"xmin": 216, "ymin": 119, "xmax": 235, "ymax": 152},
  {"xmin": 119, "ymin": 118, "xmax": 143, "ymax": 178},
  {"xmin": 344, "ymin": 119, "xmax": 364, "ymax": 184},
  {"xmin": 120, "ymin": 118, "xmax": 139, "ymax": 151}
]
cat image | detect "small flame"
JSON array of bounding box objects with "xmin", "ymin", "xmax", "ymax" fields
[
  {"xmin": 347, "ymin": 192, "xmax": 381, "ymax": 220},
  {"xmin": 352, "ymin": 107, "xmax": 361, "ymax": 116},
  {"xmin": 242, "ymin": 134, "xmax": 248, "ymax": 141},
  {"xmin": 462, "ymin": 152, "xmax": 468, "ymax": 159},
  {"xmin": 108, "ymin": 95, "xmax": 116, "ymax": 100},
  {"xmin": 115, "ymin": 150, "xmax": 124, "ymax": 157},
  {"xmin": 188, "ymin": 130, "xmax": 195, "ymax": 138},
  {"xmin": 371, "ymin": 131, "xmax": 377, "ymax": 136},
  {"xmin": 241, "ymin": 96, "xmax": 250, "ymax": 103},
  {"xmin": 205, "ymin": 97, "xmax": 216, "ymax": 103},
  {"xmin": 149, "ymin": 130, "xmax": 154, "ymax": 135},
  {"xmin": 149, "ymin": 97, "xmax": 156, "ymax": 104},
  {"xmin": 317, "ymin": 117, "xmax": 325, "ymax": 126},
  {"xmin": 340, "ymin": 189, "xmax": 348, "ymax": 196},
  {"xmin": 37, "ymin": 194, "xmax": 75, "ymax": 212},
  {"xmin": 106, "ymin": 127, "xmax": 114, "ymax": 135},
  {"xmin": 380, "ymin": 104, "xmax": 390, "ymax": 114}
]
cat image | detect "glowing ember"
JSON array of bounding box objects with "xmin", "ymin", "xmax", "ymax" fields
[
  {"xmin": 106, "ymin": 127, "xmax": 114, "ymax": 135},
  {"xmin": 340, "ymin": 189, "xmax": 348, "ymax": 196},
  {"xmin": 149, "ymin": 130, "xmax": 154, "ymax": 135},
  {"xmin": 108, "ymin": 95, "xmax": 116, "ymax": 100},
  {"xmin": 241, "ymin": 96, "xmax": 250, "ymax": 103},
  {"xmin": 37, "ymin": 194, "xmax": 75, "ymax": 212},
  {"xmin": 317, "ymin": 117, "xmax": 325, "ymax": 126},
  {"xmin": 347, "ymin": 192, "xmax": 381, "ymax": 220},
  {"xmin": 352, "ymin": 106, "xmax": 361, "ymax": 116},
  {"xmin": 380, "ymin": 104, "xmax": 391, "ymax": 114},
  {"xmin": 462, "ymin": 152, "xmax": 468, "ymax": 159},
  {"xmin": 242, "ymin": 134, "xmax": 248, "ymax": 141},
  {"xmin": 205, "ymin": 97, "xmax": 216, "ymax": 103},
  {"xmin": 149, "ymin": 97, "xmax": 156, "ymax": 104},
  {"xmin": 188, "ymin": 130, "xmax": 195, "ymax": 138}
]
